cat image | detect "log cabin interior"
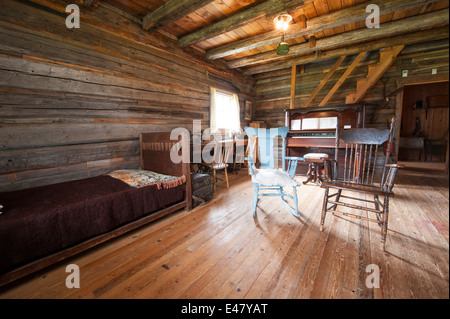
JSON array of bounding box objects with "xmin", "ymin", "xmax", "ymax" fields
[{"xmin": 0, "ymin": 0, "xmax": 448, "ymax": 301}]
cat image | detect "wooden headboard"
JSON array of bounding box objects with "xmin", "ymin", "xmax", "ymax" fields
[{"xmin": 139, "ymin": 131, "xmax": 192, "ymax": 210}]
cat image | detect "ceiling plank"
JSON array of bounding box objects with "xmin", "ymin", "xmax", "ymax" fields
[
  {"xmin": 229, "ymin": 8, "xmax": 449, "ymax": 68},
  {"xmin": 142, "ymin": 0, "xmax": 217, "ymax": 30},
  {"xmin": 206, "ymin": 0, "xmax": 441, "ymax": 60},
  {"xmin": 178, "ymin": 0, "xmax": 306, "ymax": 47},
  {"xmin": 83, "ymin": 0, "xmax": 98, "ymax": 7},
  {"xmin": 244, "ymin": 26, "xmax": 449, "ymax": 75}
]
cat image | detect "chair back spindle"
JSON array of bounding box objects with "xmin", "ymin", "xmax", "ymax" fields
[
  {"xmin": 214, "ymin": 140, "xmax": 234, "ymax": 165},
  {"xmin": 339, "ymin": 118, "xmax": 395, "ymax": 189}
]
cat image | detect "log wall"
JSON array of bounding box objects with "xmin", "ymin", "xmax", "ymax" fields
[
  {"xmin": 0, "ymin": 0, "xmax": 255, "ymax": 191},
  {"xmin": 253, "ymin": 39, "xmax": 449, "ymax": 131}
]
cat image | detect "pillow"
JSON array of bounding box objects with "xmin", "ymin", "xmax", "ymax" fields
[
  {"xmin": 107, "ymin": 169, "xmax": 185, "ymax": 189},
  {"xmin": 252, "ymin": 168, "xmax": 299, "ymax": 187}
]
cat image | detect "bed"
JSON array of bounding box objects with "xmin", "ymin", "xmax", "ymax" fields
[{"xmin": 0, "ymin": 132, "xmax": 192, "ymax": 286}]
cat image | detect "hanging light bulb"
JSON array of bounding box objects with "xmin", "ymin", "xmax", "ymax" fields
[
  {"xmin": 273, "ymin": 13, "xmax": 292, "ymax": 31},
  {"xmin": 274, "ymin": 13, "xmax": 292, "ymax": 55},
  {"xmin": 276, "ymin": 19, "xmax": 283, "ymax": 30}
]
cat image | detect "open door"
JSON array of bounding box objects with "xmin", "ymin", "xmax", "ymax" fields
[{"xmin": 397, "ymin": 81, "xmax": 449, "ymax": 176}]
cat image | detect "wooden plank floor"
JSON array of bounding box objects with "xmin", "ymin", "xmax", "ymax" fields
[{"xmin": 0, "ymin": 161, "xmax": 448, "ymax": 299}]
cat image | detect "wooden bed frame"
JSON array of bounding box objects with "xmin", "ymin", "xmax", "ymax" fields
[{"xmin": 0, "ymin": 132, "xmax": 192, "ymax": 287}]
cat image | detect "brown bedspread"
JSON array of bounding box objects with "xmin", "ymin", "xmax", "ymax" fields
[{"xmin": 0, "ymin": 175, "xmax": 184, "ymax": 275}]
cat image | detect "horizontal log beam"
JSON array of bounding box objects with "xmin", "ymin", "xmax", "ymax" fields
[
  {"xmin": 243, "ymin": 28, "xmax": 449, "ymax": 76},
  {"xmin": 142, "ymin": 0, "xmax": 216, "ymax": 31},
  {"xmin": 26, "ymin": 0, "xmax": 254, "ymax": 88},
  {"xmin": 178, "ymin": 0, "xmax": 305, "ymax": 47},
  {"xmin": 230, "ymin": 8, "xmax": 449, "ymax": 69},
  {"xmin": 83, "ymin": 0, "xmax": 98, "ymax": 7},
  {"xmin": 207, "ymin": 0, "xmax": 441, "ymax": 60}
]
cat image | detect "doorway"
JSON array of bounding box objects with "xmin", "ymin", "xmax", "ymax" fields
[{"xmin": 398, "ymin": 81, "xmax": 449, "ymax": 176}]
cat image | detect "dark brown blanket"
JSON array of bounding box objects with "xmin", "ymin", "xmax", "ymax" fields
[{"xmin": 0, "ymin": 175, "xmax": 184, "ymax": 275}]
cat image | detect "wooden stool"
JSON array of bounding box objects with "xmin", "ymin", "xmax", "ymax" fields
[{"xmin": 302, "ymin": 153, "xmax": 329, "ymax": 185}]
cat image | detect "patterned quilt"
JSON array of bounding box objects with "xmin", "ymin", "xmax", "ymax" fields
[{"xmin": 107, "ymin": 169, "xmax": 185, "ymax": 189}]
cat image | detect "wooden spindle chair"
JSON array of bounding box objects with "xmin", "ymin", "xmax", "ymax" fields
[
  {"xmin": 201, "ymin": 140, "xmax": 234, "ymax": 192},
  {"xmin": 319, "ymin": 118, "xmax": 404, "ymax": 250},
  {"xmin": 233, "ymin": 138, "xmax": 247, "ymax": 174}
]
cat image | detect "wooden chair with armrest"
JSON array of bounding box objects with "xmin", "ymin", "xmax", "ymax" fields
[{"xmin": 319, "ymin": 118, "xmax": 404, "ymax": 251}]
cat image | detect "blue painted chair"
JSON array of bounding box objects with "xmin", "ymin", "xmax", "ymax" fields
[{"xmin": 244, "ymin": 127, "xmax": 305, "ymax": 217}]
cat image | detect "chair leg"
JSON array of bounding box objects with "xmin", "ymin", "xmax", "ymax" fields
[
  {"xmin": 252, "ymin": 186, "xmax": 259, "ymax": 216},
  {"xmin": 320, "ymin": 187, "xmax": 329, "ymax": 231},
  {"xmin": 279, "ymin": 187, "xmax": 284, "ymax": 200},
  {"xmin": 334, "ymin": 189, "xmax": 342, "ymax": 211},
  {"xmin": 380, "ymin": 196, "xmax": 389, "ymax": 251},
  {"xmin": 374, "ymin": 194, "xmax": 380, "ymax": 211},
  {"xmin": 292, "ymin": 186, "xmax": 300, "ymax": 217},
  {"xmin": 224, "ymin": 167, "xmax": 229, "ymax": 188},
  {"xmin": 213, "ymin": 169, "xmax": 216, "ymax": 192}
]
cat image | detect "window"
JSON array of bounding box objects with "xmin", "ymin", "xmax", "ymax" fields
[{"xmin": 210, "ymin": 87, "xmax": 240, "ymax": 132}]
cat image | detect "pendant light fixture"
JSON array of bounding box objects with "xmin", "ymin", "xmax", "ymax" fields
[
  {"xmin": 273, "ymin": 13, "xmax": 292, "ymax": 55},
  {"xmin": 276, "ymin": 35, "xmax": 290, "ymax": 55}
]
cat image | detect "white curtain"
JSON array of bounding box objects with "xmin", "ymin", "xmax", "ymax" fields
[
  {"xmin": 210, "ymin": 87, "xmax": 240, "ymax": 132},
  {"xmin": 210, "ymin": 87, "xmax": 218, "ymax": 131},
  {"xmin": 231, "ymin": 93, "xmax": 241, "ymax": 131}
]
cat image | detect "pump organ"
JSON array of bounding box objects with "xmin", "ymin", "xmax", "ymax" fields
[{"xmin": 285, "ymin": 104, "xmax": 368, "ymax": 177}]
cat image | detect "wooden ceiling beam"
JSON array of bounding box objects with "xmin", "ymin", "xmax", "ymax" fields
[
  {"xmin": 178, "ymin": 0, "xmax": 305, "ymax": 47},
  {"xmin": 207, "ymin": 0, "xmax": 441, "ymax": 60},
  {"xmin": 82, "ymin": 0, "xmax": 98, "ymax": 7},
  {"xmin": 142, "ymin": 0, "xmax": 216, "ymax": 31},
  {"xmin": 244, "ymin": 26, "xmax": 449, "ymax": 75},
  {"xmin": 231, "ymin": 8, "xmax": 448, "ymax": 69}
]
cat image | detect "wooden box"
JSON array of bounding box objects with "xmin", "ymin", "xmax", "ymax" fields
[
  {"xmin": 191, "ymin": 173, "xmax": 213, "ymax": 207},
  {"xmin": 249, "ymin": 121, "xmax": 266, "ymax": 128}
]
